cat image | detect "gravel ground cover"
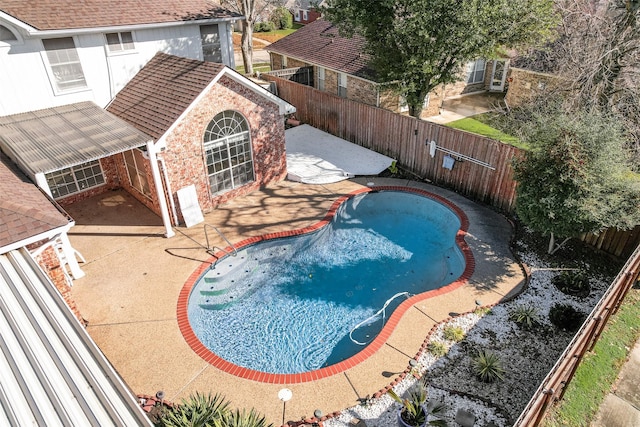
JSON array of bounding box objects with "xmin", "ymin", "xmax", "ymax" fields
[{"xmin": 325, "ymin": 228, "xmax": 620, "ymax": 427}]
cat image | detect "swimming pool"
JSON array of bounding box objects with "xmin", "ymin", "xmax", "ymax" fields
[{"xmin": 179, "ymin": 187, "xmax": 472, "ymax": 380}]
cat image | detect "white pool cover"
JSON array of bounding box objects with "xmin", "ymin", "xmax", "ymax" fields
[{"xmin": 285, "ymin": 124, "xmax": 394, "ymax": 184}]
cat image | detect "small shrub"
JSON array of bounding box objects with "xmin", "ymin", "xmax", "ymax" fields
[
  {"xmin": 549, "ymin": 303, "xmax": 586, "ymax": 332},
  {"xmin": 442, "ymin": 325, "xmax": 465, "ymax": 342},
  {"xmin": 428, "ymin": 341, "xmax": 448, "ymax": 357},
  {"xmin": 159, "ymin": 392, "xmax": 230, "ymax": 427},
  {"xmin": 254, "ymin": 22, "xmax": 275, "ymax": 32},
  {"xmin": 472, "ymin": 350, "xmax": 505, "ymax": 383},
  {"xmin": 213, "ymin": 408, "xmax": 273, "ymax": 427},
  {"xmin": 509, "ymin": 304, "xmax": 539, "ymax": 329},
  {"xmin": 553, "ymin": 270, "xmax": 590, "ymax": 297},
  {"xmin": 474, "ymin": 306, "xmax": 493, "ymax": 316}
]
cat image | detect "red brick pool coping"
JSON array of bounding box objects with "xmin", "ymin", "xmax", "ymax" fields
[{"xmin": 176, "ymin": 186, "xmax": 474, "ymax": 384}]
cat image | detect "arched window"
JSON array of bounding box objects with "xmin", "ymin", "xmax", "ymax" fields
[{"xmin": 203, "ymin": 110, "xmax": 254, "ymax": 194}]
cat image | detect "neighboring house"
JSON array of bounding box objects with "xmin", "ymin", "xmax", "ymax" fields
[
  {"xmin": 0, "ymin": 0, "xmax": 242, "ymax": 116},
  {"xmin": 0, "ymin": 152, "xmax": 151, "ymax": 425},
  {"xmin": 266, "ymin": 20, "xmax": 509, "ymax": 118},
  {"xmin": 0, "ymin": 53, "xmax": 295, "ymax": 236},
  {"xmin": 292, "ymin": 0, "xmax": 324, "ymax": 24}
]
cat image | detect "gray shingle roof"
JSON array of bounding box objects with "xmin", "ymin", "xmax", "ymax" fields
[
  {"xmin": 266, "ymin": 19, "xmax": 376, "ymax": 81},
  {"xmin": 0, "ymin": 0, "xmax": 241, "ymax": 31},
  {"xmin": 106, "ymin": 52, "xmax": 226, "ymax": 140},
  {"xmin": 0, "ymin": 101, "xmax": 153, "ymax": 176}
]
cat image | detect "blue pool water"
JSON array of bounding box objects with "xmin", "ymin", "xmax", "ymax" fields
[{"xmin": 187, "ymin": 190, "xmax": 465, "ymax": 374}]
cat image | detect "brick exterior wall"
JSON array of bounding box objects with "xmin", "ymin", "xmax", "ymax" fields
[
  {"xmin": 31, "ymin": 242, "xmax": 87, "ymax": 325},
  {"xmin": 56, "ymin": 157, "xmax": 120, "ymax": 207},
  {"xmin": 160, "ymin": 74, "xmax": 287, "ymax": 223},
  {"xmin": 444, "ymin": 61, "xmax": 494, "ymax": 98},
  {"xmin": 113, "ymin": 150, "xmax": 162, "ymax": 219},
  {"xmin": 505, "ymin": 67, "xmax": 558, "ymax": 107},
  {"xmin": 287, "ymin": 57, "xmax": 307, "ymax": 68},
  {"xmin": 270, "ymin": 53, "xmax": 284, "ymax": 70},
  {"xmin": 345, "ymin": 76, "xmax": 378, "ymax": 105}
]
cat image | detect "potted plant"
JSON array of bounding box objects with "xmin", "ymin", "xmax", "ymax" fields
[{"xmin": 387, "ymin": 382, "xmax": 447, "ymax": 427}]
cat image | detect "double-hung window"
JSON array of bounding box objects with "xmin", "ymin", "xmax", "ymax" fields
[
  {"xmin": 46, "ymin": 160, "xmax": 105, "ymax": 199},
  {"xmin": 317, "ymin": 67, "xmax": 325, "ymax": 91},
  {"xmin": 200, "ymin": 25, "xmax": 222, "ymax": 62},
  {"xmin": 466, "ymin": 59, "xmax": 486, "ymax": 84},
  {"xmin": 105, "ymin": 32, "xmax": 134, "ymax": 53},
  {"xmin": 42, "ymin": 37, "xmax": 87, "ymax": 92},
  {"xmin": 338, "ymin": 72, "xmax": 347, "ymax": 97}
]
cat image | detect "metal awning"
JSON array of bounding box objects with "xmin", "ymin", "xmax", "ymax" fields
[
  {"xmin": 0, "ymin": 248, "xmax": 151, "ymax": 426},
  {"xmin": 0, "ymin": 102, "xmax": 153, "ymax": 177}
]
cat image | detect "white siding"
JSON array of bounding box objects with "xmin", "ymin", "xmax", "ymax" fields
[{"xmin": 0, "ymin": 22, "xmax": 235, "ymax": 116}]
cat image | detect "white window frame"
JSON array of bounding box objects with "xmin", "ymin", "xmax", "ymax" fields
[
  {"xmin": 105, "ymin": 31, "xmax": 135, "ymax": 55},
  {"xmin": 466, "ymin": 59, "xmax": 486, "ymax": 84},
  {"xmin": 303, "ymin": 10, "xmax": 309, "ymax": 21},
  {"xmin": 338, "ymin": 72, "xmax": 347, "ymax": 98},
  {"xmin": 399, "ymin": 93, "xmax": 430, "ymax": 113},
  {"xmin": 123, "ymin": 149, "xmax": 152, "ymax": 199},
  {"xmin": 204, "ymin": 111, "xmax": 255, "ymax": 195},
  {"xmin": 41, "ymin": 37, "xmax": 88, "ymax": 94},
  {"xmin": 200, "ymin": 24, "xmax": 222, "ymax": 63},
  {"xmin": 317, "ymin": 67, "xmax": 325, "ymax": 91},
  {"xmin": 45, "ymin": 160, "xmax": 105, "ymax": 199},
  {"xmin": 294, "ymin": 10, "xmax": 301, "ymax": 21},
  {"xmin": 282, "ymin": 55, "xmax": 288, "ymax": 69}
]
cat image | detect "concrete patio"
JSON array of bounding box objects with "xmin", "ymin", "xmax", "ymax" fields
[{"xmin": 67, "ymin": 177, "xmax": 525, "ymax": 425}]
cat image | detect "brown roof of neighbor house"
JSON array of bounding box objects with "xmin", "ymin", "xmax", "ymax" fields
[
  {"xmin": 266, "ymin": 19, "xmax": 376, "ymax": 81},
  {"xmin": 0, "ymin": 0, "xmax": 241, "ymax": 31},
  {"xmin": 107, "ymin": 52, "xmax": 226, "ymax": 140},
  {"xmin": 0, "ymin": 102, "xmax": 153, "ymax": 176},
  {"xmin": 0, "ymin": 152, "xmax": 71, "ymax": 250}
]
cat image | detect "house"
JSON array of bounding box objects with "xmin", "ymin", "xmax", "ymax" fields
[
  {"xmin": 266, "ymin": 19, "xmax": 509, "ymax": 118},
  {"xmin": 0, "ymin": 0, "xmax": 242, "ymax": 116},
  {"xmin": 292, "ymin": 0, "xmax": 324, "ymax": 24},
  {"xmin": 0, "ymin": 53, "xmax": 295, "ymax": 237},
  {"xmin": 0, "ymin": 152, "xmax": 151, "ymax": 425}
]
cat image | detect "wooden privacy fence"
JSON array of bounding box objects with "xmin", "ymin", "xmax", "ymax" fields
[
  {"xmin": 513, "ymin": 242, "xmax": 640, "ymax": 426},
  {"xmin": 264, "ymin": 75, "xmax": 521, "ymax": 213},
  {"xmin": 264, "ymin": 75, "xmax": 640, "ymax": 259}
]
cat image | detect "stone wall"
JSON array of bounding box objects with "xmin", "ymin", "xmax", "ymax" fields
[
  {"xmin": 505, "ymin": 67, "xmax": 558, "ymax": 107},
  {"xmin": 161, "ymin": 74, "xmax": 287, "ymax": 223}
]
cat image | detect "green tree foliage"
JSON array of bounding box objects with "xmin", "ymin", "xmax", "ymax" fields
[
  {"xmin": 323, "ymin": 0, "xmax": 558, "ymax": 117},
  {"xmin": 512, "ymin": 101, "xmax": 640, "ymax": 254},
  {"xmin": 270, "ymin": 6, "xmax": 293, "ymax": 30}
]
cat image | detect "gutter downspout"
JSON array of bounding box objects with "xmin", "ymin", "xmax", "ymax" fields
[
  {"xmin": 146, "ymin": 140, "xmax": 175, "ymax": 238},
  {"xmin": 157, "ymin": 155, "xmax": 178, "ymax": 226}
]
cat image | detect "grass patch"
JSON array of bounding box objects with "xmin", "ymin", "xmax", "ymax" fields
[
  {"xmin": 445, "ymin": 116, "xmax": 529, "ymax": 149},
  {"xmin": 235, "ymin": 63, "xmax": 271, "ymax": 75},
  {"xmin": 542, "ymin": 287, "xmax": 640, "ymax": 426},
  {"xmin": 251, "ymin": 24, "xmax": 303, "ymax": 43}
]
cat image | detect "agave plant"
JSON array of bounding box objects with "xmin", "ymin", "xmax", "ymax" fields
[
  {"xmin": 472, "ymin": 350, "xmax": 505, "ymax": 383},
  {"xmin": 387, "ymin": 382, "xmax": 447, "ymax": 427},
  {"xmin": 213, "ymin": 408, "xmax": 273, "ymax": 427},
  {"xmin": 509, "ymin": 304, "xmax": 539, "ymax": 329},
  {"xmin": 159, "ymin": 392, "xmax": 230, "ymax": 427}
]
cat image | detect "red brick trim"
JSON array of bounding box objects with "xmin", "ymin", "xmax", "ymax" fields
[{"xmin": 177, "ymin": 186, "xmax": 474, "ymax": 383}]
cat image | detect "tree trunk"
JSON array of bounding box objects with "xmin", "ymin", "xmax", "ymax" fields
[{"xmin": 241, "ymin": 20, "xmax": 254, "ymax": 75}]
